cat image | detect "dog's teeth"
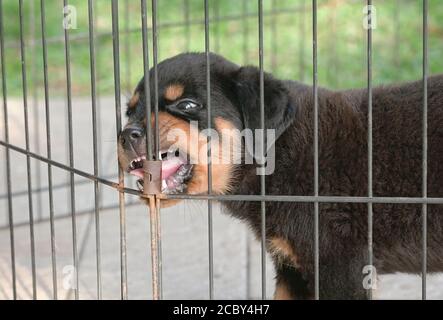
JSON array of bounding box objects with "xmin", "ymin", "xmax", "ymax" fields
[{"xmin": 162, "ymin": 180, "xmax": 167, "ymax": 190}]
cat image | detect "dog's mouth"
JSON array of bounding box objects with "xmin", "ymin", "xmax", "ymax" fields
[{"xmin": 127, "ymin": 150, "xmax": 193, "ymax": 194}]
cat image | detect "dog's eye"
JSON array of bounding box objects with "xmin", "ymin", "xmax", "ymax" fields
[{"xmin": 176, "ymin": 99, "xmax": 201, "ymax": 111}]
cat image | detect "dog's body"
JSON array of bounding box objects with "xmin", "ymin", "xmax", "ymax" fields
[{"xmin": 118, "ymin": 53, "xmax": 443, "ymax": 299}]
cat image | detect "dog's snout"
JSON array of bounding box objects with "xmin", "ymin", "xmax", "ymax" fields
[{"xmin": 120, "ymin": 127, "xmax": 144, "ymax": 148}]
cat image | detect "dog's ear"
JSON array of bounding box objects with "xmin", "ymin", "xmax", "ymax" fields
[{"xmin": 234, "ymin": 66, "xmax": 295, "ymax": 141}]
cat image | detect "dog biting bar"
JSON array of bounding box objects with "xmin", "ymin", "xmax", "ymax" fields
[
  {"xmin": 111, "ymin": 0, "xmax": 129, "ymax": 300},
  {"xmin": 40, "ymin": 0, "xmax": 58, "ymax": 300},
  {"xmin": 142, "ymin": 0, "xmax": 164, "ymax": 300},
  {"xmin": 87, "ymin": 0, "xmax": 102, "ymax": 299},
  {"xmin": 0, "ymin": 0, "xmax": 17, "ymax": 300},
  {"xmin": 0, "ymin": 0, "xmax": 438, "ymax": 302}
]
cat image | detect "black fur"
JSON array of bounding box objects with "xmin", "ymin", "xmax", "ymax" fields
[{"xmin": 121, "ymin": 52, "xmax": 443, "ymax": 299}]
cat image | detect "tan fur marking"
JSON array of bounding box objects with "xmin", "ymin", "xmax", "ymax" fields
[
  {"xmin": 164, "ymin": 84, "xmax": 184, "ymax": 101},
  {"xmin": 274, "ymin": 282, "xmax": 294, "ymax": 300},
  {"xmin": 268, "ymin": 237, "xmax": 299, "ymax": 268},
  {"xmin": 145, "ymin": 113, "xmax": 236, "ymax": 207},
  {"xmin": 128, "ymin": 92, "xmax": 139, "ymax": 108}
]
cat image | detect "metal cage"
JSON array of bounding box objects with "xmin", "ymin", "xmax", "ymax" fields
[{"xmin": 0, "ymin": 0, "xmax": 435, "ymax": 300}]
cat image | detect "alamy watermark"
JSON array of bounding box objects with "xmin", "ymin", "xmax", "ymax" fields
[
  {"xmin": 63, "ymin": 5, "xmax": 77, "ymax": 30},
  {"xmin": 162, "ymin": 121, "xmax": 277, "ymax": 175},
  {"xmin": 363, "ymin": 5, "xmax": 377, "ymax": 30}
]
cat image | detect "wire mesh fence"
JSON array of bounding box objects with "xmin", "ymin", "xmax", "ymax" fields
[{"xmin": 0, "ymin": 0, "xmax": 441, "ymax": 300}]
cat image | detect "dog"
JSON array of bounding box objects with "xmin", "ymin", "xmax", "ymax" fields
[{"xmin": 118, "ymin": 52, "xmax": 443, "ymax": 299}]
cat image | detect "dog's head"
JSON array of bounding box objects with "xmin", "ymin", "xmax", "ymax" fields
[{"xmin": 118, "ymin": 53, "xmax": 295, "ymax": 204}]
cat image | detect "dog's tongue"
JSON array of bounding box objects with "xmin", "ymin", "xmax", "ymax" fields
[
  {"xmin": 161, "ymin": 157, "xmax": 185, "ymax": 179},
  {"xmin": 129, "ymin": 157, "xmax": 184, "ymax": 180}
]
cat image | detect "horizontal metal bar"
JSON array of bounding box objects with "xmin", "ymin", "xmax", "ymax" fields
[
  {"xmin": 161, "ymin": 194, "xmax": 443, "ymax": 205},
  {"xmin": 3, "ymin": 140, "xmax": 442, "ymax": 205},
  {"xmin": 0, "ymin": 199, "xmax": 139, "ymax": 231},
  {"xmin": 0, "ymin": 140, "xmax": 140, "ymax": 196},
  {"xmin": 0, "ymin": 173, "xmax": 120, "ymax": 201}
]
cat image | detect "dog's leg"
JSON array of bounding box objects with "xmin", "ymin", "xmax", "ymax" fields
[
  {"xmin": 316, "ymin": 245, "xmax": 369, "ymax": 300},
  {"xmin": 274, "ymin": 263, "xmax": 311, "ymax": 300}
]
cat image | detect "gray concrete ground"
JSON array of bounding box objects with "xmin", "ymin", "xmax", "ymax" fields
[{"xmin": 1, "ymin": 97, "xmax": 443, "ymax": 300}]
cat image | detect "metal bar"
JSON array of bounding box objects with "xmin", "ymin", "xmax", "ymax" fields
[
  {"xmin": 242, "ymin": 0, "xmax": 251, "ymax": 300},
  {"xmin": 0, "ymin": 199, "xmax": 139, "ymax": 231},
  {"xmin": 141, "ymin": 0, "xmax": 158, "ymax": 300},
  {"xmin": 366, "ymin": 0, "xmax": 374, "ymax": 301},
  {"xmin": 0, "ymin": 172, "xmax": 120, "ymax": 202},
  {"xmin": 30, "ymin": 0, "xmax": 43, "ymax": 222},
  {"xmin": 312, "ymin": 0, "xmax": 319, "ymax": 300},
  {"xmin": 0, "ymin": 0, "xmax": 17, "ymax": 300},
  {"xmin": 40, "ymin": 0, "xmax": 57, "ymax": 300},
  {"xmin": 204, "ymin": 0, "xmax": 214, "ymax": 300},
  {"xmin": 0, "ymin": 141, "xmax": 140, "ymax": 195},
  {"xmin": 3, "ymin": 139, "xmax": 443, "ymax": 205},
  {"xmin": 63, "ymin": 0, "xmax": 79, "ymax": 300},
  {"xmin": 124, "ymin": 0, "xmax": 131, "ymax": 94},
  {"xmin": 421, "ymin": 0, "xmax": 428, "ymax": 301},
  {"xmin": 19, "ymin": 0, "xmax": 37, "ymax": 300},
  {"xmin": 150, "ymin": 0, "xmax": 163, "ymax": 300},
  {"xmin": 111, "ymin": 0, "xmax": 128, "ymax": 300},
  {"xmin": 87, "ymin": 0, "xmax": 102, "ymax": 300},
  {"xmin": 258, "ymin": 0, "xmax": 266, "ymax": 300}
]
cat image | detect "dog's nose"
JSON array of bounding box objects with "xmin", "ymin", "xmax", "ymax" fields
[{"xmin": 120, "ymin": 127, "xmax": 144, "ymax": 148}]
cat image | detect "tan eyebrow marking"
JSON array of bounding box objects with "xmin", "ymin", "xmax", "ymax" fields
[
  {"xmin": 164, "ymin": 84, "xmax": 184, "ymax": 101},
  {"xmin": 128, "ymin": 91, "xmax": 140, "ymax": 108}
]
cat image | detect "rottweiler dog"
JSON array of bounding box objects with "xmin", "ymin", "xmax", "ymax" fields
[{"xmin": 118, "ymin": 52, "xmax": 443, "ymax": 300}]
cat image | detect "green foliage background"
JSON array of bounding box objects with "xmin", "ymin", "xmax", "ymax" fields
[{"xmin": 1, "ymin": 0, "xmax": 442, "ymax": 98}]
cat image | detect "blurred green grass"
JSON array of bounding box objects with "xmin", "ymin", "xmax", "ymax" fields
[{"xmin": 1, "ymin": 0, "xmax": 442, "ymax": 97}]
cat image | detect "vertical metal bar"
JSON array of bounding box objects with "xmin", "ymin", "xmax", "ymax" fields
[
  {"xmin": 204, "ymin": 0, "xmax": 214, "ymax": 300},
  {"xmin": 312, "ymin": 0, "xmax": 319, "ymax": 300},
  {"xmin": 0, "ymin": 0, "xmax": 17, "ymax": 300},
  {"xmin": 63, "ymin": 0, "xmax": 79, "ymax": 300},
  {"xmin": 242, "ymin": 0, "xmax": 251, "ymax": 299},
  {"xmin": 258, "ymin": 0, "xmax": 267, "ymax": 300},
  {"xmin": 184, "ymin": 0, "xmax": 190, "ymax": 52},
  {"xmin": 142, "ymin": 0, "xmax": 159, "ymax": 301},
  {"xmin": 366, "ymin": 0, "xmax": 373, "ymax": 301},
  {"xmin": 141, "ymin": 0, "xmax": 152, "ymax": 162},
  {"xmin": 87, "ymin": 0, "xmax": 102, "ymax": 300},
  {"xmin": 111, "ymin": 0, "xmax": 128, "ymax": 300},
  {"xmin": 421, "ymin": 0, "xmax": 428, "ymax": 301},
  {"xmin": 124, "ymin": 0, "xmax": 131, "ymax": 94},
  {"xmin": 93, "ymin": 0, "xmax": 105, "ymax": 210},
  {"xmin": 19, "ymin": 0, "xmax": 37, "ymax": 300},
  {"xmin": 30, "ymin": 0, "xmax": 43, "ymax": 222},
  {"xmin": 151, "ymin": 0, "xmax": 163, "ymax": 299},
  {"xmin": 40, "ymin": 0, "xmax": 57, "ymax": 300}
]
